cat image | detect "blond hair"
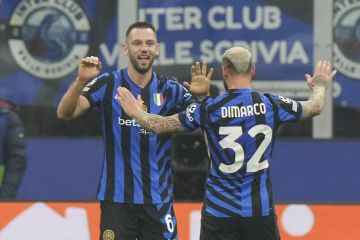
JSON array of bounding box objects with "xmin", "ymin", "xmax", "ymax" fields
[{"xmin": 222, "ymin": 47, "xmax": 252, "ymax": 74}]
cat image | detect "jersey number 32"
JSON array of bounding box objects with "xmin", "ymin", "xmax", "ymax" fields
[{"xmin": 218, "ymin": 125, "xmax": 272, "ymax": 174}]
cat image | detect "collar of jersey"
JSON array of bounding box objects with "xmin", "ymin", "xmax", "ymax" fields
[
  {"xmin": 124, "ymin": 68, "xmax": 155, "ymax": 92},
  {"xmin": 227, "ymin": 88, "xmax": 253, "ymax": 94}
]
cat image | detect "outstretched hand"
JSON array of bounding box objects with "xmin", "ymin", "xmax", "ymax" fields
[
  {"xmin": 116, "ymin": 87, "xmax": 144, "ymax": 118},
  {"xmin": 183, "ymin": 61, "xmax": 214, "ymax": 97},
  {"xmin": 77, "ymin": 56, "xmax": 102, "ymax": 85},
  {"xmin": 305, "ymin": 60, "xmax": 337, "ymax": 90}
]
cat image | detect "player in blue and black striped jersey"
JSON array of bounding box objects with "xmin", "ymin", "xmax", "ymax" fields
[
  {"xmin": 117, "ymin": 46, "xmax": 337, "ymax": 240},
  {"xmin": 57, "ymin": 22, "xmax": 211, "ymax": 240}
]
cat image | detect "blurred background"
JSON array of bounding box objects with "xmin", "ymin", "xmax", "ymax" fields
[{"xmin": 1, "ymin": 0, "xmax": 360, "ymax": 239}]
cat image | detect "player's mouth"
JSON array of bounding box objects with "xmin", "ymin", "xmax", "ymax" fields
[{"xmin": 138, "ymin": 55, "xmax": 150, "ymax": 64}]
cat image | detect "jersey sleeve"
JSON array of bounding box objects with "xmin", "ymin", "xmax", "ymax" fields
[
  {"xmin": 266, "ymin": 94, "xmax": 303, "ymax": 123},
  {"xmin": 178, "ymin": 98, "xmax": 209, "ymax": 131},
  {"xmin": 168, "ymin": 79, "xmax": 195, "ymax": 112},
  {"xmin": 81, "ymin": 73, "xmax": 111, "ymax": 108}
]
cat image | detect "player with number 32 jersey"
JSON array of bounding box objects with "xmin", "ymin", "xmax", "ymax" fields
[{"xmin": 178, "ymin": 89, "xmax": 302, "ymax": 217}]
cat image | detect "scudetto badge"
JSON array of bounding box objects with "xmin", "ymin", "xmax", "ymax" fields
[
  {"xmin": 7, "ymin": 0, "xmax": 90, "ymax": 80},
  {"xmin": 333, "ymin": 0, "xmax": 360, "ymax": 79}
]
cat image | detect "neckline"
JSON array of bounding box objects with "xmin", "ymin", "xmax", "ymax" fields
[{"xmin": 124, "ymin": 68, "xmax": 155, "ymax": 90}]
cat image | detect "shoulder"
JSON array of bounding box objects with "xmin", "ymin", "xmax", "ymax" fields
[
  {"xmin": 263, "ymin": 93, "xmax": 296, "ymax": 105},
  {"xmin": 83, "ymin": 72, "xmax": 115, "ymax": 92},
  {"xmin": 99, "ymin": 71, "xmax": 116, "ymax": 82},
  {"xmin": 156, "ymin": 73, "xmax": 181, "ymax": 86},
  {"xmin": 89, "ymin": 72, "xmax": 113, "ymax": 83}
]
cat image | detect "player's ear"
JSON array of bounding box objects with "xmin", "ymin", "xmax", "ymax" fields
[
  {"xmin": 250, "ymin": 64, "xmax": 255, "ymax": 78},
  {"xmin": 221, "ymin": 65, "xmax": 227, "ymax": 80},
  {"xmin": 155, "ymin": 42, "xmax": 160, "ymax": 56},
  {"xmin": 122, "ymin": 42, "xmax": 128, "ymax": 55}
]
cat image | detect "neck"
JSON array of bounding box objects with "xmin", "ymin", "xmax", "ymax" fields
[
  {"xmin": 226, "ymin": 76, "xmax": 252, "ymax": 90},
  {"xmin": 127, "ymin": 65, "xmax": 152, "ymax": 88}
]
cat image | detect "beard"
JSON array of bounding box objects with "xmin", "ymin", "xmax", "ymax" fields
[{"xmin": 129, "ymin": 54, "xmax": 155, "ymax": 74}]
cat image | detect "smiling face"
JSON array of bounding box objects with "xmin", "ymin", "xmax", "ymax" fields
[{"xmin": 123, "ymin": 28, "xmax": 159, "ymax": 74}]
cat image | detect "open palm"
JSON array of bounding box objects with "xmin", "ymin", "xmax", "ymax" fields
[{"xmin": 184, "ymin": 61, "xmax": 213, "ymax": 97}]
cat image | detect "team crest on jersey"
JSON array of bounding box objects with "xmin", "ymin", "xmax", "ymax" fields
[
  {"xmin": 153, "ymin": 93, "xmax": 164, "ymax": 106},
  {"xmin": 7, "ymin": 0, "xmax": 90, "ymax": 80},
  {"xmin": 333, "ymin": 0, "xmax": 360, "ymax": 79},
  {"xmin": 103, "ymin": 229, "xmax": 115, "ymax": 240}
]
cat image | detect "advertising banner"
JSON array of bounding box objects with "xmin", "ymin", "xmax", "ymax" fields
[
  {"xmin": 0, "ymin": 0, "xmax": 118, "ymax": 106},
  {"xmin": 333, "ymin": 0, "xmax": 360, "ymax": 107},
  {"xmin": 139, "ymin": 0, "xmax": 313, "ymax": 82},
  {"xmin": 1, "ymin": 1, "xmax": 360, "ymax": 107},
  {"xmin": 1, "ymin": 202, "xmax": 360, "ymax": 240}
]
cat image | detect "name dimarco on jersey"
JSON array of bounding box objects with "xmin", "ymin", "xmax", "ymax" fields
[{"xmin": 221, "ymin": 103, "xmax": 266, "ymax": 118}]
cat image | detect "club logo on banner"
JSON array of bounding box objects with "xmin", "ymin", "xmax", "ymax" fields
[
  {"xmin": 7, "ymin": 0, "xmax": 90, "ymax": 80},
  {"xmin": 333, "ymin": 0, "xmax": 360, "ymax": 79}
]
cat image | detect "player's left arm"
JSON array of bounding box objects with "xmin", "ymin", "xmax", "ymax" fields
[
  {"xmin": 299, "ymin": 60, "xmax": 337, "ymax": 119},
  {"xmin": 116, "ymin": 87, "xmax": 186, "ymax": 135}
]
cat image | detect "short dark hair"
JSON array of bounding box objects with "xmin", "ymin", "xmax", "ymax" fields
[{"xmin": 125, "ymin": 21, "xmax": 156, "ymax": 38}]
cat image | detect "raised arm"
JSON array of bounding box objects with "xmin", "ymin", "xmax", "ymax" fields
[
  {"xmin": 57, "ymin": 56, "xmax": 102, "ymax": 120},
  {"xmin": 116, "ymin": 87, "xmax": 186, "ymax": 135},
  {"xmin": 300, "ymin": 60, "xmax": 337, "ymax": 119},
  {"xmin": 183, "ymin": 61, "xmax": 214, "ymax": 98}
]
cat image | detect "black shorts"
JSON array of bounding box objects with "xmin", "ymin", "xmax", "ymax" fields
[
  {"xmin": 200, "ymin": 213, "xmax": 280, "ymax": 240},
  {"xmin": 99, "ymin": 201, "xmax": 177, "ymax": 240}
]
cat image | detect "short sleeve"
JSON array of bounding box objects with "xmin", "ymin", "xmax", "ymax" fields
[
  {"xmin": 167, "ymin": 79, "xmax": 194, "ymax": 112},
  {"xmin": 81, "ymin": 73, "xmax": 111, "ymax": 107},
  {"xmin": 266, "ymin": 94, "xmax": 303, "ymax": 123},
  {"xmin": 178, "ymin": 102, "xmax": 203, "ymax": 131}
]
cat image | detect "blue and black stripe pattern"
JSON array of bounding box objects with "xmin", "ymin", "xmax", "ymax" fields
[
  {"xmin": 82, "ymin": 68, "xmax": 193, "ymax": 204},
  {"xmin": 179, "ymin": 88, "xmax": 302, "ymax": 217}
]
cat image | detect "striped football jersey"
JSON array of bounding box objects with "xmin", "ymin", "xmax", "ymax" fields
[
  {"xmin": 82, "ymin": 68, "xmax": 193, "ymax": 204},
  {"xmin": 178, "ymin": 88, "xmax": 302, "ymax": 217}
]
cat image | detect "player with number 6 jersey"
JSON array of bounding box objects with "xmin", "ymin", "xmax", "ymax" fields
[{"xmin": 57, "ymin": 21, "xmax": 212, "ymax": 240}]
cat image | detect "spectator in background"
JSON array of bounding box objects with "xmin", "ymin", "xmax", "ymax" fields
[{"xmin": 0, "ymin": 99, "xmax": 27, "ymax": 199}]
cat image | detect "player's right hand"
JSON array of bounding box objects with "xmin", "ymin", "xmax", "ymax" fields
[
  {"xmin": 77, "ymin": 56, "xmax": 102, "ymax": 84},
  {"xmin": 116, "ymin": 87, "xmax": 144, "ymax": 118}
]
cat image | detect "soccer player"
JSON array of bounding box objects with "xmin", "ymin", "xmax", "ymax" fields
[
  {"xmin": 116, "ymin": 46, "xmax": 337, "ymax": 240},
  {"xmin": 57, "ymin": 21, "xmax": 211, "ymax": 240}
]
